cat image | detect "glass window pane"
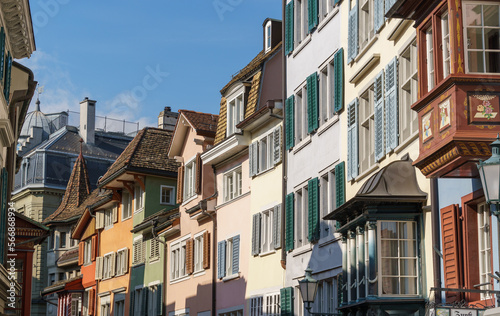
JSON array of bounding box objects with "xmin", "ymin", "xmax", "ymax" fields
[
  {"xmin": 465, "ymin": 4, "xmax": 483, "ymax": 26},
  {"xmin": 484, "ymin": 5, "xmax": 500, "ymax": 26},
  {"xmin": 400, "ymin": 259, "xmax": 417, "ymax": 276},
  {"xmin": 381, "ymin": 240, "xmax": 399, "ymax": 257},
  {"xmin": 484, "ymin": 28, "xmax": 500, "ymax": 49},
  {"xmin": 399, "ymin": 241, "xmax": 417, "ymax": 257},
  {"xmin": 468, "ymin": 51, "xmax": 485, "ymax": 72},
  {"xmin": 467, "ymin": 28, "xmax": 484, "ymax": 49},
  {"xmin": 381, "ymin": 258, "xmax": 399, "ymax": 275},
  {"xmin": 381, "ymin": 277, "xmax": 399, "ymax": 295},
  {"xmin": 380, "ymin": 222, "xmax": 397, "ymax": 238},
  {"xmin": 485, "ymin": 52, "xmax": 500, "ymax": 73},
  {"xmin": 400, "ymin": 277, "xmax": 418, "ymax": 295}
]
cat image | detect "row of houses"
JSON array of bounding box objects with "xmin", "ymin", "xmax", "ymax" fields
[{"xmin": 19, "ymin": 0, "xmax": 500, "ymax": 316}]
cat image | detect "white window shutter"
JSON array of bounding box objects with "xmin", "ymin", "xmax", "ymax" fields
[
  {"xmin": 385, "ymin": 57, "xmax": 399, "ymax": 153},
  {"xmin": 249, "ymin": 141, "xmax": 258, "ymax": 177},
  {"xmin": 273, "ymin": 204, "xmax": 282, "ymax": 249},
  {"xmin": 347, "ymin": 99, "xmax": 359, "ymax": 180},
  {"xmin": 95, "ymin": 256, "xmax": 103, "ymax": 280},
  {"xmin": 113, "ymin": 206, "xmax": 118, "ymax": 223},
  {"xmin": 96, "ymin": 211, "xmax": 104, "ymax": 230},
  {"xmin": 251, "ymin": 213, "xmax": 261, "ymax": 256},
  {"xmin": 123, "ymin": 248, "xmax": 129, "ymax": 274},
  {"xmin": 374, "ymin": 70, "xmax": 385, "ymax": 162},
  {"xmin": 110, "ymin": 252, "xmax": 116, "ymax": 277},
  {"xmin": 347, "ymin": 2, "xmax": 359, "ymax": 63},
  {"xmin": 273, "ymin": 126, "xmax": 282, "ymax": 165}
]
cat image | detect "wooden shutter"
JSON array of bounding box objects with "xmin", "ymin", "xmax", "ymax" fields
[
  {"xmin": 308, "ymin": 178, "xmax": 320, "ymax": 242},
  {"xmin": 273, "ymin": 126, "xmax": 282, "ymax": 165},
  {"xmin": 110, "ymin": 252, "xmax": 116, "ymax": 277},
  {"xmin": 203, "ymin": 231, "xmax": 210, "ymax": 269},
  {"xmin": 4, "ymin": 52, "xmax": 11, "ymax": 102},
  {"xmin": 89, "ymin": 289, "xmax": 95, "ymax": 316},
  {"xmin": 280, "ymin": 287, "xmax": 294, "ymax": 316},
  {"xmin": 95, "ymin": 257, "xmax": 103, "ymax": 280},
  {"xmin": 156, "ymin": 284, "xmax": 163, "ymax": 315},
  {"xmin": 123, "ymin": 248, "xmax": 129, "ymax": 274},
  {"xmin": 195, "ymin": 154, "xmax": 202, "ymax": 195},
  {"xmin": 374, "ymin": 70, "xmax": 385, "ymax": 162},
  {"xmin": 95, "ymin": 211, "xmax": 104, "ymax": 230},
  {"xmin": 252, "ymin": 213, "xmax": 261, "ymax": 256},
  {"xmin": 249, "ymin": 141, "xmax": 258, "ymax": 177},
  {"xmin": 78, "ymin": 242, "xmax": 84, "ymax": 266},
  {"xmin": 177, "ymin": 166, "xmax": 184, "ymax": 204},
  {"xmin": 91, "ymin": 235, "xmax": 97, "ymax": 261},
  {"xmin": 186, "ymin": 238, "xmax": 194, "ymax": 275},
  {"xmin": 335, "ymin": 162, "xmax": 346, "ymax": 208},
  {"xmin": 385, "ymin": 0, "xmax": 397, "ymax": 14},
  {"xmin": 273, "ymin": 204, "xmax": 282, "ymax": 249},
  {"xmin": 285, "ymin": 95, "xmax": 295, "ymax": 150},
  {"xmin": 333, "ymin": 48, "xmax": 344, "ymax": 113},
  {"xmin": 441, "ymin": 204, "xmax": 463, "ymax": 303},
  {"xmin": 347, "ymin": 99, "xmax": 359, "ymax": 180},
  {"xmin": 385, "ymin": 57, "xmax": 399, "ymax": 153},
  {"xmin": 217, "ymin": 240, "xmax": 226, "ymax": 279},
  {"xmin": 129, "ymin": 290, "xmax": 135, "ymax": 316},
  {"xmin": 307, "ymin": 72, "xmax": 319, "ymax": 134},
  {"xmin": 285, "ymin": 1, "xmax": 294, "ymax": 55},
  {"xmin": 285, "ymin": 193, "xmax": 295, "ymax": 251},
  {"xmin": 347, "ymin": 1, "xmax": 359, "ymax": 63},
  {"xmin": 374, "ymin": 0, "xmax": 385, "ymax": 33},
  {"xmin": 308, "ymin": 0, "xmax": 318, "ymax": 32},
  {"xmin": 112, "ymin": 206, "xmax": 118, "ymax": 223},
  {"xmin": 141, "ymin": 288, "xmax": 148, "ymax": 314},
  {"xmin": 232, "ymin": 235, "xmax": 240, "ymax": 275}
]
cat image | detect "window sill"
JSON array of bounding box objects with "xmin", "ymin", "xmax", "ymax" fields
[
  {"xmin": 134, "ymin": 208, "xmax": 144, "ymax": 214},
  {"xmin": 254, "ymin": 165, "xmax": 277, "ymax": 178},
  {"xmin": 170, "ymin": 275, "xmax": 190, "ymax": 285},
  {"xmin": 182, "ymin": 194, "xmax": 197, "ymax": 206},
  {"xmin": 353, "ymin": 163, "xmax": 380, "ymax": 183},
  {"xmin": 259, "ymin": 249, "xmax": 276, "ymax": 257},
  {"xmin": 160, "ymin": 202, "xmax": 175, "ymax": 206},
  {"xmin": 292, "ymin": 135, "xmax": 312, "ymax": 155},
  {"xmin": 216, "ymin": 191, "xmax": 250, "ymax": 210},
  {"xmin": 121, "ymin": 215, "xmax": 132, "ymax": 222},
  {"xmin": 132, "ymin": 262, "xmax": 145, "ymax": 268},
  {"xmin": 149, "ymin": 257, "xmax": 160, "ymax": 264},
  {"xmin": 222, "ymin": 273, "xmax": 240, "ymax": 282},
  {"xmin": 104, "ymin": 225, "xmax": 113, "ymax": 231},
  {"xmin": 193, "ymin": 270, "xmax": 206, "ymax": 278},
  {"xmin": 291, "ymin": 243, "xmax": 312, "ymax": 257},
  {"xmin": 317, "ymin": 115, "xmax": 339, "ymax": 136},
  {"xmin": 317, "ymin": 7, "xmax": 339, "ymax": 33},
  {"xmin": 394, "ymin": 132, "xmax": 419, "ymax": 155},
  {"xmin": 292, "ymin": 34, "xmax": 312, "ymax": 58},
  {"xmin": 352, "ymin": 35, "xmax": 379, "ymax": 65}
]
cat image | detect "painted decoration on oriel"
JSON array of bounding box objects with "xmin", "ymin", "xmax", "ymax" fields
[
  {"xmin": 422, "ymin": 110, "xmax": 433, "ymax": 142},
  {"xmin": 469, "ymin": 92, "xmax": 500, "ymax": 125},
  {"xmin": 439, "ymin": 98, "xmax": 451, "ymax": 130}
]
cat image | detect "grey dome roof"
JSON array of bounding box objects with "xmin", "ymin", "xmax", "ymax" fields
[{"xmin": 20, "ymin": 100, "xmax": 56, "ymax": 137}]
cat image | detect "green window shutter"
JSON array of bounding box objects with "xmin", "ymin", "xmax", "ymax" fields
[
  {"xmin": 232, "ymin": 235, "xmax": 240, "ymax": 275},
  {"xmin": 347, "ymin": 99, "xmax": 359, "ymax": 180},
  {"xmin": 0, "ymin": 28, "xmax": 4, "ymax": 81},
  {"xmin": 385, "ymin": 57, "xmax": 399, "ymax": 153},
  {"xmin": 307, "ymin": 72, "xmax": 319, "ymax": 134},
  {"xmin": 280, "ymin": 287, "xmax": 294, "ymax": 316},
  {"xmin": 308, "ymin": 0, "xmax": 318, "ymax": 32},
  {"xmin": 385, "ymin": 0, "xmax": 397, "ymax": 15},
  {"xmin": 285, "ymin": 95, "xmax": 295, "ymax": 150},
  {"xmin": 285, "ymin": 193, "xmax": 295, "ymax": 251},
  {"xmin": 308, "ymin": 178, "xmax": 319, "ymax": 242},
  {"xmin": 333, "ymin": 48, "xmax": 344, "ymax": 113},
  {"xmin": 335, "ymin": 162, "xmax": 346, "ymax": 208},
  {"xmin": 273, "ymin": 126, "xmax": 282, "ymax": 165},
  {"xmin": 217, "ymin": 240, "xmax": 226, "ymax": 279},
  {"xmin": 252, "ymin": 213, "xmax": 261, "ymax": 255},
  {"xmin": 4, "ymin": 52, "xmax": 11, "ymax": 103},
  {"xmin": 273, "ymin": 204, "xmax": 282, "ymax": 249},
  {"xmin": 374, "ymin": 70, "xmax": 385, "ymax": 162},
  {"xmin": 374, "ymin": 0, "xmax": 385, "ymax": 33},
  {"xmin": 285, "ymin": 1, "xmax": 294, "ymax": 55},
  {"xmin": 249, "ymin": 141, "xmax": 258, "ymax": 177},
  {"xmin": 130, "ymin": 290, "xmax": 135, "ymax": 315},
  {"xmin": 141, "ymin": 287, "xmax": 148, "ymax": 314},
  {"xmin": 156, "ymin": 284, "xmax": 162, "ymax": 315},
  {"xmin": 347, "ymin": 1, "xmax": 359, "ymax": 63}
]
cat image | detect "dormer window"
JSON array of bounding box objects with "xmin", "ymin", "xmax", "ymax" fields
[
  {"xmin": 226, "ymin": 88, "xmax": 245, "ymax": 136},
  {"xmin": 265, "ymin": 21, "xmax": 272, "ymax": 52}
]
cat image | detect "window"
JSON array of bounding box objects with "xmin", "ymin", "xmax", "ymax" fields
[
  {"xmin": 295, "ymin": 186, "xmax": 309, "ymax": 248},
  {"xmin": 147, "ymin": 284, "xmax": 162, "ymax": 316},
  {"xmin": 194, "ymin": 233, "xmax": 204, "ymax": 273},
  {"xmin": 295, "ymin": 286, "xmax": 306, "ymax": 316},
  {"xmin": 320, "ymin": 171, "xmax": 335, "ymax": 239},
  {"xmin": 134, "ymin": 288, "xmax": 144, "ymax": 315},
  {"xmin": 227, "ymin": 93, "xmax": 244, "ymax": 136},
  {"xmin": 477, "ymin": 202, "xmax": 493, "ymax": 299},
  {"xmin": 217, "ymin": 235, "xmax": 240, "ymax": 279},
  {"xmin": 116, "ymin": 248, "xmax": 128, "ymax": 276},
  {"xmin": 100, "ymin": 296, "xmax": 110, "ymax": 316},
  {"xmin": 161, "ymin": 185, "xmax": 175, "ymax": 205},
  {"xmin": 58, "ymin": 272, "xmax": 65, "ymax": 281},
  {"xmin": 250, "ymin": 296, "xmax": 263, "ymax": 316},
  {"xmin": 265, "ymin": 21, "xmax": 272, "ymax": 52},
  {"xmin": 464, "ymin": 2, "xmax": 500, "ymax": 73},
  {"xmin": 134, "ymin": 185, "xmax": 144, "ymax": 213},
  {"xmin": 132, "ymin": 237, "xmax": 145, "ymax": 265},
  {"xmin": 71, "ymin": 238, "xmax": 78, "ymax": 248},
  {"xmin": 295, "ymin": 85, "xmax": 308, "ymax": 144},
  {"xmin": 249, "ymin": 127, "xmax": 282, "ymax": 177},
  {"xmin": 441, "ymin": 12, "xmax": 451, "ymax": 77},
  {"xmin": 49, "ymin": 273, "xmax": 55, "ymax": 285},
  {"xmin": 102, "ymin": 252, "xmax": 115, "ymax": 280},
  {"xmin": 295, "ymin": 0, "xmax": 309, "ymax": 47},
  {"xmin": 150, "ymin": 238, "xmax": 160, "ymax": 261},
  {"xmin": 84, "ymin": 239, "xmax": 92, "ymax": 265},
  {"xmin": 252, "ymin": 206, "xmax": 282, "ymax": 255},
  {"xmin": 113, "ymin": 294, "xmax": 125, "ymax": 316},
  {"xmin": 49, "ymin": 230, "xmax": 54, "ymax": 250},
  {"xmin": 425, "ymin": 26, "xmax": 435, "ymax": 91},
  {"xmin": 223, "ymin": 167, "xmax": 242, "ymax": 202},
  {"xmin": 399, "ymin": 40, "xmax": 418, "ymax": 142},
  {"xmin": 104, "ymin": 208, "xmax": 114, "ymax": 229},
  {"xmin": 82, "ymin": 290, "xmax": 89, "ymax": 316},
  {"xmin": 261, "ymin": 209, "xmax": 273, "ymax": 253},
  {"xmin": 171, "ymin": 238, "xmax": 187, "ymax": 280},
  {"xmin": 359, "ymin": 0, "xmax": 374, "ymax": 51},
  {"xmin": 122, "ymin": 191, "xmax": 132, "ymax": 220},
  {"xmin": 379, "ymin": 221, "xmax": 418, "ymax": 296},
  {"xmin": 319, "ymin": 61, "xmax": 336, "ymax": 124},
  {"xmin": 250, "ymin": 293, "xmax": 280, "ymax": 316},
  {"xmin": 319, "ymin": 0, "xmax": 335, "ymax": 23},
  {"xmin": 184, "ymin": 159, "xmax": 196, "ymax": 200},
  {"xmin": 359, "ymin": 86, "xmax": 374, "ymax": 174},
  {"xmin": 312, "ymin": 279, "xmax": 337, "ymax": 314},
  {"xmin": 60, "ymin": 232, "xmax": 67, "ymax": 248},
  {"xmin": 220, "ymin": 309, "xmax": 243, "ymax": 316}
]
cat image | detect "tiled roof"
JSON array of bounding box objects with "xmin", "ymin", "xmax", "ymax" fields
[
  {"xmin": 214, "ymin": 98, "xmax": 228, "ymax": 145},
  {"xmin": 42, "ymin": 275, "xmax": 82, "ymax": 295},
  {"xmin": 44, "ymin": 151, "xmax": 91, "ymax": 224},
  {"xmin": 180, "ymin": 110, "xmax": 219, "ymax": 136},
  {"xmin": 132, "ymin": 208, "xmax": 179, "ymax": 233},
  {"xmin": 99, "ymin": 127, "xmax": 180, "ymax": 185},
  {"xmin": 57, "ymin": 248, "xmax": 78, "ymax": 265},
  {"xmin": 244, "ymin": 71, "xmax": 262, "ymax": 119}
]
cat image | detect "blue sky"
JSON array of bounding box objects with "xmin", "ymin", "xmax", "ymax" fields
[{"xmin": 19, "ymin": 1, "xmax": 282, "ymax": 131}]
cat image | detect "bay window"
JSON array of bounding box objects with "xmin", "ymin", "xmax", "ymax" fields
[{"xmin": 441, "ymin": 12, "xmax": 451, "ymax": 77}]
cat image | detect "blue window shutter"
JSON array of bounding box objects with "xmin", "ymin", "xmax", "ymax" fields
[
  {"xmin": 141, "ymin": 287, "xmax": 148, "ymax": 314},
  {"xmin": 0, "ymin": 28, "xmax": 4, "ymax": 81},
  {"xmin": 333, "ymin": 48, "xmax": 344, "ymax": 113},
  {"xmin": 385, "ymin": 57, "xmax": 399, "ymax": 152},
  {"xmin": 385, "ymin": 0, "xmax": 397, "ymax": 15},
  {"xmin": 308, "ymin": 0, "xmax": 318, "ymax": 32},
  {"xmin": 347, "ymin": 1, "xmax": 359, "ymax": 63},
  {"xmin": 374, "ymin": 70, "xmax": 385, "ymax": 162},
  {"xmin": 285, "ymin": 193, "xmax": 295, "ymax": 251},
  {"xmin": 374, "ymin": 0, "xmax": 385, "ymax": 33},
  {"xmin": 308, "ymin": 178, "xmax": 319, "ymax": 242},
  {"xmin": 307, "ymin": 72, "xmax": 319, "ymax": 134},
  {"xmin": 129, "ymin": 290, "xmax": 135, "ymax": 315},
  {"xmin": 347, "ymin": 99, "xmax": 359, "ymax": 180},
  {"xmin": 285, "ymin": 95, "xmax": 295, "ymax": 150},
  {"xmin": 280, "ymin": 287, "xmax": 294, "ymax": 316},
  {"xmin": 249, "ymin": 141, "xmax": 258, "ymax": 177},
  {"xmin": 285, "ymin": 1, "xmax": 294, "ymax": 55},
  {"xmin": 156, "ymin": 284, "xmax": 162, "ymax": 315},
  {"xmin": 232, "ymin": 235, "xmax": 240, "ymax": 275},
  {"xmin": 217, "ymin": 240, "xmax": 226, "ymax": 279},
  {"xmin": 4, "ymin": 52, "xmax": 11, "ymax": 103},
  {"xmin": 252, "ymin": 213, "xmax": 261, "ymax": 255},
  {"xmin": 273, "ymin": 204, "xmax": 282, "ymax": 249},
  {"xmin": 335, "ymin": 162, "xmax": 346, "ymax": 208}
]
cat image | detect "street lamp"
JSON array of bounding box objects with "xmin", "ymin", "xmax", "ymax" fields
[
  {"xmin": 298, "ymin": 268, "xmax": 341, "ymax": 316},
  {"xmin": 477, "ymin": 135, "xmax": 500, "ymax": 218}
]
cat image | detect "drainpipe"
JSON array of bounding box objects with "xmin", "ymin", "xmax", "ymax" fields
[
  {"xmin": 88, "ymin": 205, "xmax": 100, "ymax": 313},
  {"xmin": 280, "ymin": 0, "xmax": 287, "ymax": 271},
  {"xmin": 204, "ymin": 165, "xmax": 218, "ymax": 316},
  {"xmin": 431, "ymin": 177, "xmax": 442, "ymax": 303},
  {"xmin": 151, "ymin": 221, "xmax": 167, "ymax": 316}
]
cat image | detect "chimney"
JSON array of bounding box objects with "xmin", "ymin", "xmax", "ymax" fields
[
  {"xmin": 79, "ymin": 97, "xmax": 96, "ymax": 145},
  {"xmin": 158, "ymin": 106, "xmax": 178, "ymax": 131}
]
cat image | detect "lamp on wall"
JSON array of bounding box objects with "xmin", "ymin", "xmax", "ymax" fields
[
  {"xmin": 298, "ymin": 268, "xmax": 341, "ymax": 316},
  {"xmin": 477, "ymin": 135, "xmax": 500, "ymax": 218}
]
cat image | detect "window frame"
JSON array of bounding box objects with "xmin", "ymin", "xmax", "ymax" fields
[
  {"xmin": 59, "ymin": 231, "xmax": 67, "ymax": 249},
  {"xmin": 193, "ymin": 231, "xmax": 205, "ymax": 273},
  {"xmin": 134, "ymin": 185, "xmax": 144, "ymax": 213},
  {"xmin": 132, "ymin": 236, "xmax": 145, "ymax": 266},
  {"xmin": 121, "ymin": 191, "xmax": 132, "ymax": 220},
  {"xmin": 358, "ymin": 0, "xmax": 375, "ymax": 51},
  {"xmin": 226, "ymin": 87, "xmax": 245, "ymax": 137},
  {"xmin": 358, "ymin": 84, "xmax": 375, "ymax": 175},
  {"xmin": 84, "ymin": 238, "xmax": 92, "ymax": 265},
  {"xmin": 398, "ymin": 38, "xmax": 419, "ymax": 143},
  {"xmin": 294, "ymin": 0, "xmax": 309, "ymax": 47},
  {"xmin": 183, "ymin": 157, "xmax": 197, "ymax": 201},
  {"xmin": 294, "ymin": 84, "xmax": 308, "ymax": 144},
  {"xmin": 319, "ymin": 59, "xmax": 337, "ymax": 125},
  {"xmin": 320, "ymin": 170, "xmax": 336, "ymax": 239},
  {"xmin": 261, "ymin": 208, "xmax": 274, "ymax": 253},
  {"xmin": 150, "ymin": 237, "xmax": 160, "ymax": 262},
  {"xmin": 295, "ymin": 185, "xmax": 309, "ymax": 249},
  {"xmin": 115, "ymin": 248, "xmax": 128, "ymax": 276},
  {"xmin": 170, "ymin": 235, "xmax": 190, "ymax": 281},
  {"xmin": 102, "ymin": 252, "xmax": 114, "ymax": 280},
  {"xmin": 223, "ymin": 166, "xmax": 242, "ymax": 203},
  {"xmin": 477, "ymin": 201, "xmax": 493, "ymax": 299},
  {"xmin": 160, "ymin": 185, "xmax": 175, "ymax": 205},
  {"xmin": 104, "ymin": 208, "xmax": 114, "ymax": 229}
]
